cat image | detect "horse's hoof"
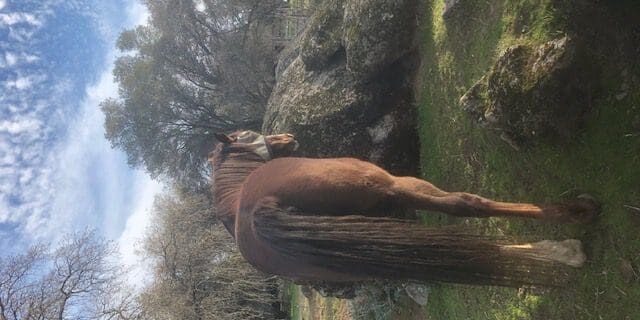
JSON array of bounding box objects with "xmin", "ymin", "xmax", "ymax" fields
[
  {"xmin": 569, "ymin": 194, "xmax": 602, "ymax": 223},
  {"xmin": 545, "ymin": 195, "xmax": 601, "ymax": 223}
]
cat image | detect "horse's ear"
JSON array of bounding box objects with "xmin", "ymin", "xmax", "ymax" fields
[{"xmin": 214, "ymin": 133, "xmax": 235, "ymax": 144}]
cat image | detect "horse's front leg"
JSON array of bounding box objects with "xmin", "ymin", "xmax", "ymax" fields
[{"xmin": 390, "ymin": 177, "xmax": 600, "ymax": 223}]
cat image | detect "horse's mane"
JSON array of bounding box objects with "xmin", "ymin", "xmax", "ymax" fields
[{"xmin": 209, "ymin": 142, "xmax": 267, "ymax": 236}]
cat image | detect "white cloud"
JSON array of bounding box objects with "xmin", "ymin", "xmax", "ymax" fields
[
  {"xmin": 0, "ymin": 12, "xmax": 43, "ymax": 26},
  {"xmin": 8, "ymin": 27, "xmax": 36, "ymax": 42},
  {"xmin": 4, "ymin": 76, "xmax": 32, "ymax": 90},
  {"xmin": 0, "ymin": 195, "xmax": 10, "ymax": 223},
  {"xmin": 126, "ymin": 0, "xmax": 149, "ymax": 26},
  {"xmin": 3, "ymin": 74, "xmax": 45, "ymax": 90},
  {"xmin": 0, "ymin": 75, "xmax": 52, "ymax": 238},
  {"xmin": 0, "ymin": 4, "xmax": 48, "ymax": 44},
  {"xmin": 28, "ymin": 0, "xmax": 152, "ymax": 240},
  {"xmin": 44, "ymin": 54, "xmax": 162, "ymax": 287},
  {"xmin": 1, "ymin": 52, "xmax": 40, "ymax": 68},
  {"xmin": 43, "ymin": 2, "xmax": 159, "ymax": 287},
  {"xmin": 0, "ymin": 167, "xmax": 15, "ymax": 194},
  {"xmin": 45, "ymin": 63, "xmax": 122, "ymax": 238},
  {"xmin": 5, "ymin": 52, "xmax": 17, "ymax": 65},
  {"xmin": 0, "ymin": 1, "xmax": 161, "ymax": 291},
  {"xmin": 0, "ymin": 152, "xmax": 16, "ymax": 166},
  {"xmin": 117, "ymin": 174, "xmax": 162, "ymax": 289},
  {"xmin": 18, "ymin": 167, "xmax": 34, "ymax": 185},
  {"xmin": 0, "ymin": 1, "xmax": 73, "ymax": 254},
  {"xmin": 0, "ymin": 118, "xmax": 42, "ymax": 134},
  {"xmin": 22, "ymin": 53, "xmax": 39, "ymax": 63}
]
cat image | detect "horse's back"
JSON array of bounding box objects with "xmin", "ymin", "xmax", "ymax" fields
[{"xmin": 247, "ymin": 157, "xmax": 393, "ymax": 188}]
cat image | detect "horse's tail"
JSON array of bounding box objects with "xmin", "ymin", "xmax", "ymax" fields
[{"xmin": 253, "ymin": 206, "xmax": 584, "ymax": 287}]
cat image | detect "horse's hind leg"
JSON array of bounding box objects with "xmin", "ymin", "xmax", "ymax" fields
[{"xmin": 391, "ymin": 177, "xmax": 599, "ymax": 223}]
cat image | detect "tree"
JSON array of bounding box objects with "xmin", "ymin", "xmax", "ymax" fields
[
  {"xmin": 94, "ymin": 287, "xmax": 144, "ymax": 320},
  {"xmin": 0, "ymin": 245, "xmax": 47, "ymax": 320},
  {"xmin": 137, "ymin": 189, "xmax": 284, "ymax": 320},
  {"xmin": 0, "ymin": 231, "xmax": 140, "ymax": 320},
  {"xmin": 103, "ymin": 0, "xmax": 283, "ymax": 190},
  {"xmin": 48, "ymin": 231, "xmax": 121, "ymax": 319}
]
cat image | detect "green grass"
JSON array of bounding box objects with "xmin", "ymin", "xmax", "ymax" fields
[
  {"xmin": 418, "ymin": 0, "xmax": 640, "ymax": 319},
  {"xmin": 285, "ymin": 283, "xmax": 303, "ymax": 320}
]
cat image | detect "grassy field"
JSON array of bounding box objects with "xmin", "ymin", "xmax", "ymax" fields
[
  {"xmin": 417, "ymin": 0, "xmax": 640, "ymax": 319},
  {"xmin": 287, "ymin": 0, "xmax": 640, "ymax": 319}
]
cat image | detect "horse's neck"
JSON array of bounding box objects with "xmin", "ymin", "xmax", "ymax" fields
[{"xmin": 214, "ymin": 152, "xmax": 265, "ymax": 220}]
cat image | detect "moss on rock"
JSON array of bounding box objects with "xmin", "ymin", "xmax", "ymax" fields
[
  {"xmin": 299, "ymin": 0, "xmax": 345, "ymax": 71},
  {"xmin": 460, "ymin": 36, "xmax": 598, "ymax": 146},
  {"xmin": 343, "ymin": 0, "xmax": 419, "ymax": 80}
]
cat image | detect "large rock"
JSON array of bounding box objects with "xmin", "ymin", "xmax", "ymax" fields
[
  {"xmin": 263, "ymin": 0, "xmax": 420, "ymax": 174},
  {"xmin": 343, "ymin": 0, "xmax": 418, "ymax": 80},
  {"xmin": 299, "ymin": 0, "xmax": 344, "ymax": 71},
  {"xmin": 460, "ymin": 36, "xmax": 598, "ymax": 146}
]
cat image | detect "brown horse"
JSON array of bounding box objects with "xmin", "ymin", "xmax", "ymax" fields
[{"xmin": 209, "ymin": 130, "xmax": 599, "ymax": 287}]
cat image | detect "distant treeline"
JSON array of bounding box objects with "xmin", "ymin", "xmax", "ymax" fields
[{"xmin": 138, "ymin": 188, "xmax": 285, "ymax": 320}]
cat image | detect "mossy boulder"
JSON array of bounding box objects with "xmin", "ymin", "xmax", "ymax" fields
[
  {"xmin": 343, "ymin": 0, "xmax": 418, "ymax": 80},
  {"xmin": 299, "ymin": 0, "xmax": 344, "ymax": 70},
  {"xmin": 460, "ymin": 36, "xmax": 598, "ymax": 146},
  {"xmin": 264, "ymin": 0, "xmax": 420, "ymax": 174},
  {"xmin": 298, "ymin": 0, "xmax": 417, "ymax": 80}
]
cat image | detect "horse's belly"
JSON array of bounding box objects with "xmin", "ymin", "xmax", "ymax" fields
[{"xmin": 242, "ymin": 158, "xmax": 396, "ymax": 214}]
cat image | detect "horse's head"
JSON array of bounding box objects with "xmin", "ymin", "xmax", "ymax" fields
[
  {"xmin": 213, "ymin": 130, "xmax": 299, "ymax": 161},
  {"xmin": 209, "ymin": 130, "xmax": 298, "ymax": 238}
]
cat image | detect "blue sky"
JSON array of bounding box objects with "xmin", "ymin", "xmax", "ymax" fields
[{"xmin": 0, "ymin": 0, "xmax": 160, "ymax": 282}]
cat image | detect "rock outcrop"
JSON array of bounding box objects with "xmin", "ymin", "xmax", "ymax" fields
[
  {"xmin": 460, "ymin": 36, "xmax": 599, "ymax": 146},
  {"xmin": 263, "ymin": 0, "xmax": 420, "ymax": 175}
]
